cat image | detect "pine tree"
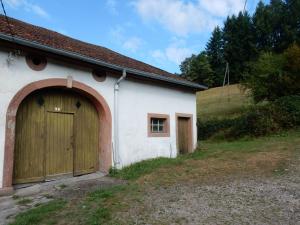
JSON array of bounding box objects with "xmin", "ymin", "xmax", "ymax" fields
[
  {"xmin": 253, "ymin": 1, "xmax": 273, "ymax": 52},
  {"xmin": 268, "ymin": 0, "xmax": 289, "ymax": 52},
  {"xmin": 205, "ymin": 26, "xmax": 225, "ymax": 87},
  {"xmin": 223, "ymin": 12, "xmax": 257, "ymax": 83},
  {"xmin": 286, "ymin": 0, "xmax": 300, "ymax": 46}
]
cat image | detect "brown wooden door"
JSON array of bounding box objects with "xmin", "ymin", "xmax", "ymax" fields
[
  {"xmin": 178, "ymin": 117, "xmax": 190, "ymax": 154},
  {"xmin": 45, "ymin": 112, "xmax": 74, "ymax": 179},
  {"xmin": 74, "ymin": 101, "xmax": 99, "ymax": 176},
  {"xmin": 13, "ymin": 88, "xmax": 99, "ymax": 184},
  {"xmin": 13, "ymin": 94, "xmax": 45, "ymax": 184}
]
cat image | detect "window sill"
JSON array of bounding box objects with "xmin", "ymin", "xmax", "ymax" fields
[{"xmin": 148, "ymin": 132, "xmax": 170, "ymax": 137}]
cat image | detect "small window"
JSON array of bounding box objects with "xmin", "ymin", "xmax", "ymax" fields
[
  {"xmin": 26, "ymin": 54, "xmax": 47, "ymax": 71},
  {"xmin": 148, "ymin": 113, "xmax": 170, "ymax": 137},
  {"xmin": 151, "ymin": 118, "xmax": 165, "ymax": 133},
  {"xmin": 92, "ymin": 69, "xmax": 107, "ymax": 82}
]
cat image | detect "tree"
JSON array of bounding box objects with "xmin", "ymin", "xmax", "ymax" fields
[
  {"xmin": 223, "ymin": 12, "xmax": 257, "ymax": 83},
  {"xmin": 268, "ymin": 0, "xmax": 290, "ymax": 52},
  {"xmin": 253, "ymin": 0, "xmax": 299, "ymax": 53},
  {"xmin": 286, "ymin": 0, "xmax": 300, "ymax": 46},
  {"xmin": 242, "ymin": 44, "xmax": 300, "ymax": 102},
  {"xmin": 180, "ymin": 52, "xmax": 214, "ymax": 87},
  {"xmin": 205, "ymin": 26, "xmax": 225, "ymax": 87},
  {"xmin": 253, "ymin": 1, "xmax": 273, "ymax": 52}
]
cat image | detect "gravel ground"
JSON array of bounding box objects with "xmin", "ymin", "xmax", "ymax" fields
[
  {"xmin": 123, "ymin": 152, "xmax": 300, "ymax": 225},
  {"xmin": 140, "ymin": 176, "xmax": 300, "ymax": 225}
]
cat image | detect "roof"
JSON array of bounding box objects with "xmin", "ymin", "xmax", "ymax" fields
[{"xmin": 0, "ymin": 15, "xmax": 206, "ymax": 90}]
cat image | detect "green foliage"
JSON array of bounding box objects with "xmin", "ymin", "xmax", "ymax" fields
[
  {"xmin": 180, "ymin": 0, "xmax": 300, "ymax": 86},
  {"xmin": 88, "ymin": 185, "xmax": 127, "ymax": 201},
  {"xmin": 243, "ymin": 44, "xmax": 300, "ymax": 102},
  {"xmin": 198, "ymin": 118, "xmax": 237, "ymax": 140},
  {"xmin": 223, "ymin": 12, "xmax": 258, "ymax": 83},
  {"xmin": 110, "ymin": 157, "xmax": 183, "ymax": 180},
  {"xmin": 180, "ymin": 52, "xmax": 214, "ymax": 87},
  {"xmin": 17, "ymin": 198, "xmax": 33, "ymax": 205},
  {"xmin": 198, "ymin": 95, "xmax": 300, "ymax": 140},
  {"xmin": 85, "ymin": 186, "xmax": 128, "ymax": 225},
  {"xmin": 11, "ymin": 200, "xmax": 66, "ymax": 225},
  {"xmin": 206, "ymin": 26, "xmax": 225, "ymax": 87},
  {"xmin": 87, "ymin": 207, "xmax": 111, "ymax": 225},
  {"xmin": 274, "ymin": 95, "xmax": 300, "ymax": 126}
]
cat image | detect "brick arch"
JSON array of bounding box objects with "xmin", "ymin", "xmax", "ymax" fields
[{"xmin": 2, "ymin": 78, "xmax": 112, "ymax": 190}]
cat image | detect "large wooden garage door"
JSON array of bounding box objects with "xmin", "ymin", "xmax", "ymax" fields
[{"xmin": 13, "ymin": 89, "xmax": 99, "ymax": 184}]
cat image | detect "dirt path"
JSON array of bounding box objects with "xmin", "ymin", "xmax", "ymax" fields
[{"xmin": 0, "ymin": 173, "xmax": 124, "ymax": 225}]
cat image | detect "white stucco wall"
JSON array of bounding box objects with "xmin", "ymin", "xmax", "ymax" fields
[
  {"xmin": 0, "ymin": 50, "xmax": 197, "ymax": 188},
  {"xmin": 118, "ymin": 80, "xmax": 197, "ymax": 167}
]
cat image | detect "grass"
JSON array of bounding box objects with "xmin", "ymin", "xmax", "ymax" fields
[
  {"xmin": 112, "ymin": 129, "xmax": 300, "ymax": 181},
  {"xmin": 197, "ymin": 84, "xmax": 252, "ymax": 121},
  {"xmin": 10, "ymin": 129, "xmax": 300, "ymax": 224},
  {"xmin": 16, "ymin": 198, "xmax": 33, "ymax": 206},
  {"xmin": 11, "ymin": 200, "xmax": 66, "ymax": 225}
]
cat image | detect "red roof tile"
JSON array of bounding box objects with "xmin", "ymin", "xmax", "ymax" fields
[{"xmin": 0, "ymin": 15, "xmax": 188, "ymax": 82}]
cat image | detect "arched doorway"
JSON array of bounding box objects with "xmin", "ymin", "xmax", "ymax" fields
[
  {"xmin": 14, "ymin": 88, "xmax": 100, "ymax": 184},
  {"xmin": 3, "ymin": 79, "xmax": 112, "ymax": 188}
]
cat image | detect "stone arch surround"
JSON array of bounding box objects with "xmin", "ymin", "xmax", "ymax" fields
[{"xmin": 1, "ymin": 78, "xmax": 112, "ymax": 192}]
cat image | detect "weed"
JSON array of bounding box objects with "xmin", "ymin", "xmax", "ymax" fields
[
  {"xmin": 43, "ymin": 194, "xmax": 54, "ymax": 199},
  {"xmin": 17, "ymin": 198, "xmax": 33, "ymax": 205},
  {"xmin": 11, "ymin": 200, "xmax": 66, "ymax": 225},
  {"xmin": 12, "ymin": 195, "xmax": 20, "ymax": 200},
  {"xmin": 58, "ymin": 184, "xmax": 67, "ymax": 189}
]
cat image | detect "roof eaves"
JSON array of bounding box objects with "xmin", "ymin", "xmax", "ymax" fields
[{"xmin": 0, "ymin": 33, "xmax": 207, "ymax": 90}]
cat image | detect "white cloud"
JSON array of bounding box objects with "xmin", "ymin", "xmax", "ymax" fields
[
  {"xmin": 165, "ymin": 46, "xmax": 192, "ymax": 64},
  {"xmin": 133, "ymin": 0, "xmax": 245, "ymax": 36},
  {"xmin": 109, "ymin": 26, "xmax": 143, "ymax": 52},
  {"xmin": 151, "ymin": 38, "xmax": 193, "ymax": 65},
  {"xmin": 199, "ymin": 0, "xmax": 244, "ymax": 17},
  {"xmin": 109, "ymin": 25, "xmax": 124, "ymax": 43},
  {"xmin": 106, "ymin": 0, "xmax": 118, "ymax": 15},
  {"xmin": 151, "ymin": 49, "xmax": 166, "ymax": 61},
  {"xmin": 122, "ymin": 37, "xmax": 142, "ymax": 52},
  {"xmin": 4, "ymin": 0, "xmax": 49, "ymax": 18}
]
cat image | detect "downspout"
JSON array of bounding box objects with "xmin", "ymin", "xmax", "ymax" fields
[{"xmin": 113, "ymin": 69, "xmax": 127, "ymax": 167}]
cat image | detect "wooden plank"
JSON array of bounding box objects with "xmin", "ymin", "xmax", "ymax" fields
[
  {"xmin": 178, "ymin": 117, "xmax": 189, "ymax": 154},
  {"xmin": 45, "ymin": 112, "xmax": 74, "ymax": 178},
  {"xmin": 13, "ymin": 93, "xmax": 45, "ymax": 184},
  {"xmin": 74, "ymin": 95, "xmax": 99, "ymax": 175}
]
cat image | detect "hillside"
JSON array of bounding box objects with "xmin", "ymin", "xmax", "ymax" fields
[{"xmin": 197, "ymin": 84, "xmax": 252, "ymax": 121}]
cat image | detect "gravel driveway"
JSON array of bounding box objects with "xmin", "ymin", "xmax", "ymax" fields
[{"xmin": 119, "ymin": 151, "xmax": 300, "ymax": 225}]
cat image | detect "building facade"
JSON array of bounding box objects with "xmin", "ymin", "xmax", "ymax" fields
[{"xmin": 0, "ymin": 16, "xmax": 206, "ymax": 195}]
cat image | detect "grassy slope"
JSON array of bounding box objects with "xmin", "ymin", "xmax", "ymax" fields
[
  {"xmin": 197, "ymin": 84, "xmax": 252, "ymax": 121},
  {"xmin": 11, "ymin": 129, "xmax": 300, "ymax": 225}
]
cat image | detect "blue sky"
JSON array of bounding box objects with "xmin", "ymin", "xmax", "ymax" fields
[{"xmin": 2, "ymin": 0, "xmax": 262, "ymax": 73}]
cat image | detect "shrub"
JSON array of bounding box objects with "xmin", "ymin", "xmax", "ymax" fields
[
  {"xmin": 274, "ymin": 95, "xmax": 300, "ymax": 127},
  {"xmin": 242, "ymin": 44, "xmax": 300, "ymax": 103},
  {"xmin": 198, "ymin": 95, "xmax": 300, "ymax": 140},
  {"xmin": 197, "ymin": 118, "xmax": 237, "ymax": 140}
]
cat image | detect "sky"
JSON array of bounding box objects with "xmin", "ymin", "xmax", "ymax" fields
[{"xmin": 2, "ymin": 0, "xmax": 262, "ymax": 73}]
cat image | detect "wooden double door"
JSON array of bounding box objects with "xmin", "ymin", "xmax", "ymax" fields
[{"xmin": 13, "ymin": 89, "xmax": 99, "ymax": 184}]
